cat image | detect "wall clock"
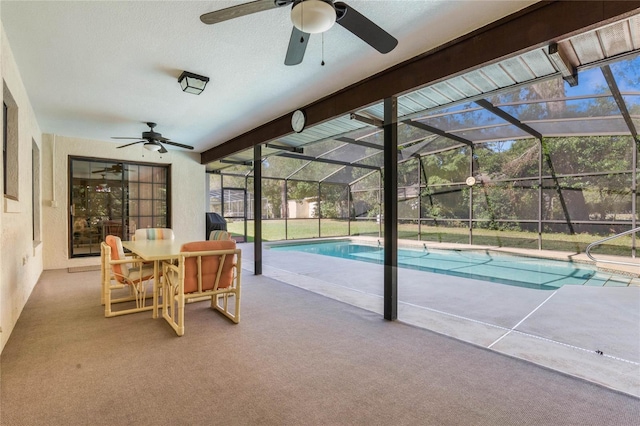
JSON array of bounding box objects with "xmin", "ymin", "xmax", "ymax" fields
[{"xmin": 291, "ymin": 109, "xmax": 306, "ymax": 133}]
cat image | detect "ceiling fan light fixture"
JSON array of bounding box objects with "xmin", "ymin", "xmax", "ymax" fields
[
  {"xmin": 291, "ymin": 0, "xmax": 336, "ymax": 34},
  {"xmin": 143, "ymin": 142, "xmax": 162, "ymax": 152},
  {"xmin": 178, "ymin": 71, "xmax": 210, "ymax": 95}
]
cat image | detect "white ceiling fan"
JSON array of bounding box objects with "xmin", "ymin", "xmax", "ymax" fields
[{"xmin": 200, "ymin": 0, "xmax": 398, "ymax": 65}]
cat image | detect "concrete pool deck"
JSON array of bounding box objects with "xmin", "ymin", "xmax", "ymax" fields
[{"xmin": 237, "ymin": 240, "xmax": 640, "ymax": 398}]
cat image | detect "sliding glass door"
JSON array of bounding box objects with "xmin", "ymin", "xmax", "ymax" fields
[{"xmin": 69, "ymin": 157, "xmax": 170, "ymax": 257}]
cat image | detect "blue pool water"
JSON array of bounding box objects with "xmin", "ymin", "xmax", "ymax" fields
[{"xmin": 270, "ymin": 240, "xmax": 630, "ymax": 290}]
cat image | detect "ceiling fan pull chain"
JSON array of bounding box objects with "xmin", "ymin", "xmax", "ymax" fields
[
  {"xmin": 300, "ymin": 1, "xmax": 304, "ymax": 40},
  {"xmin": 321, "ymin": 32, "xmax": 325, "ymax": 66}
]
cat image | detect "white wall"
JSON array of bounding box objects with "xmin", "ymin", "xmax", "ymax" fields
[
  {"xmin": 1, "ymin": 23, "xmax": 44, "ymax": 352},
  {"xmin": 41, "ymin": 134, "xmax": 206, "ymax": 270}
]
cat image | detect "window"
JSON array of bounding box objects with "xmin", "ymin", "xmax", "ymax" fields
[
  {"xmin": 3, "ymin": 83, "xmax": 19, "ymax": 201},
  {"xmin": 32, "ymin": 141, "xmax": 41, "ymax": 243},
  {"xmin": 69, "ymin": 157, "xmax": 170, "ymax": 257}
]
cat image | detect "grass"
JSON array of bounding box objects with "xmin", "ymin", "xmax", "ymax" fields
[{"xmin": 226, "ymin": 219, "xmax": 634, "ymax": 257}]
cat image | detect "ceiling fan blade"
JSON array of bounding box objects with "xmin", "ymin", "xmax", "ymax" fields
[
  {"xmin": 163, "ymin": 140, "xmax": 194, "ymax": 150},
  {"xmin": 111, "ymin": 136, "xmax": 142, "ymax": 140},
  {"xmin": 200, "ymin": 0, "xmax": 287, "ymax": 25},
  {"xmin": 117, "ymin": 141, "xmax": 145, "ymax": 149},
  {"xmin": 157, "ymin": 143, "xmax": 168, "ymax": 154},
  {"xmin": 285, "ymin": 26, "xmax": 310, "ymax": 66},
  {"xmin": 334, "ymin": 2, "xmax": 398, "ymax": 54}
]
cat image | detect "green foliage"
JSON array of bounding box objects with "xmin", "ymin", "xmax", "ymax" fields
[
  {"xmin": 261, "ymin": 178, "xmax": 286, "ymax": 219},
  {"xmin": 222, "ymin": 130, "xmax": 635, "ymax": 241},
  {"xmin": 421, "ymin": 147, "xmax": 469, "ymax": 183},
  {"xmin": 288, "ymin": 181, "xmax": 317, "ymax": 201},
  {"xmin": 320, "ymin": 183, "xmax": 349, "ymax": 219}
]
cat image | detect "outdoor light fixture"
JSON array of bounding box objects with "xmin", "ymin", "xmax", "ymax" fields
[
  {"xmin": 548, "ymin": 43, "xmax": 578, "ymax": 87},
  {"xmin": 143, "ymin": 142, "xmax": 162, "ymax": 152},
  {"xmin": 291, "ymin": 0, "xmax": 336, "ymax": 34},
  {"xmin": 178, "ymin": 71, "xmax": 210, "ymax": 95}
]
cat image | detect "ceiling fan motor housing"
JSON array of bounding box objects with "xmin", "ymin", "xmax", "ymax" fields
[
  {"xmin": 142, "ymin": 122, "xmax": 161, "ymax": 141},
  {"xmin": 142, "ymin": 130, "xmax": 162, "ymax": 141}
]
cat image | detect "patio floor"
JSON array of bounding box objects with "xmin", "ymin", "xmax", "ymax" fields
[{"xmin": 237, "ymin": 240, "xmax": 640, "ymax": 397}]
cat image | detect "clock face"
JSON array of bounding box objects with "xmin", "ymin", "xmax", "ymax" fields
[
  {"xmin": 291, "ymin": 109, "xmax": 306, "ymax": 133},
  {"xmin": 465, "ymin": 176, "xmax": 476, "ymax": 186}
]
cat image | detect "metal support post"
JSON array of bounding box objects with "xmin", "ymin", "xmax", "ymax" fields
[
  {"xmin": 383, "ymin": 96, "xmax": 398, "ymax": 321},
  {"xmin": 253, "ymin": 145, "xmax": 262, "ymax": 275}
]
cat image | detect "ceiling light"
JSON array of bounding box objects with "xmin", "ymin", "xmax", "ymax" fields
[
  {"xmin": 144, "ymin": 142, "xmax": 161, "ymax": 152},
  {"xmin": 178, "ymin": 71, "xmax": 210, "ymax": 95},
  {"xmin": 291, "ymin": 0, "xmax": 336, "ymax": 34},
  {"xmin": 548, "ymin": 43, "xmax": 578, "ymax": 87}
]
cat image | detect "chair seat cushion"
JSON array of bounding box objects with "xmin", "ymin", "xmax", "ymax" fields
[{"xmin": 127, "ymin": 264, "xmax": 155, "ymax": 282}]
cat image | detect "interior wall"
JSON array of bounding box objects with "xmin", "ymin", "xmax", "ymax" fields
[
  {"xmin": 1, "ymin": 23, "xmax": 44, "ymax": 352},
  {"xmin": 41, "ymin": 134, "xmax": 206, "ymax": 270}
]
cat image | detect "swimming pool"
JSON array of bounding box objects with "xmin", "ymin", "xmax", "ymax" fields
[{"xmin": 269, "ymin": 240, "xmax": 632, "ymax": 290}]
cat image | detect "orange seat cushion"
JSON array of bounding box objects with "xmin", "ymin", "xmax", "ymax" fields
[
  {"xmin": 106, "ymin": 235, "xmax": 128, "ymax": 282},
  {"xmin": 180, "ymin": 240, "xmax": 236, "ymax": 294}
]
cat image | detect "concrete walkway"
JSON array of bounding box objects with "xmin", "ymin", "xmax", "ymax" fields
[{"xmin": 238, "ymin": 241, "xmax": 640, "ymax": 397}]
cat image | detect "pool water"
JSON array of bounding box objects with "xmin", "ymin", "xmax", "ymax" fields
[{"xmin": 270, "ymin": 240, "xmax": 631, "ymax": 290}]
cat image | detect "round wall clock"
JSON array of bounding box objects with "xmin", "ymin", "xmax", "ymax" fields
[{"xmin": 291, "ymin": 109, "xmax": 306, "ymax": 133}]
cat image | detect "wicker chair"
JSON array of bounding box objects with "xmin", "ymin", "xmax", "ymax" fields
[{"xmin": 102, "ymin": 235, "xmax": 159, "ymax": 317}]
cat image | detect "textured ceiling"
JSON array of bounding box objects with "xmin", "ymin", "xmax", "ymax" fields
[{"xmin": 1, "ymin": 0, "xmax": 538, "ymax": 153}]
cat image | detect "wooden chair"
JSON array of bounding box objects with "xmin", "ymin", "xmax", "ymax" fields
[
  {"xmin": 134, "ymin": 228, "xmax": 175, "ymax": 241},
  {"xmin": 161, "ymin": 240, "xmax": 241, "ymax": 336},
  {"xmin": 102, "ymin": 235, "xmax": 158, "ymax": 317},
  {"xmin": 103, "ymin": 220, "xmax": 124, "ymax": 239}
]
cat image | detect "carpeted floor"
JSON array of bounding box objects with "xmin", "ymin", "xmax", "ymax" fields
[{"xmin": 1, "ymin": 269, "xmax": 639, "ymax": 425}]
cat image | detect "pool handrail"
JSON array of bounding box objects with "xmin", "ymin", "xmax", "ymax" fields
[{"xmin": 585, "ymin": 226, "xmax": 640, "ymax": 267}]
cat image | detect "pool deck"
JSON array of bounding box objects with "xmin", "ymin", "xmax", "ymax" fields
[{"xmin": 238, "ymin": 240, "xmax": 640, "ymax": 398}]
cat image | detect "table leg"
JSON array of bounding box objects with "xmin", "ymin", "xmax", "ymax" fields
[{"xmin": 153, "ymin": 259, "xmax": 159, "ymax": 319}]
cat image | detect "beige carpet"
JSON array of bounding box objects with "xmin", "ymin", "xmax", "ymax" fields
[{"xmin": 1, "ymin": 269, "xmax": 638, "ymax": 425}]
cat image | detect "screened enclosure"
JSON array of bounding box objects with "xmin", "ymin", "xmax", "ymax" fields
[{"xmin": 207, "ymin": 51, "xmax": 640, "ymax": 257}]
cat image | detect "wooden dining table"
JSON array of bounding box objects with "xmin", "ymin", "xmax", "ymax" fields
[{"xmin": 121, "ymin": 239, "xmax": 186, "ymax": 318}]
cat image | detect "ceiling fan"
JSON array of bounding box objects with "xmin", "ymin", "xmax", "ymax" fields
[
  {"xmin": 112, "ymin": 122, "xmax": 194, "ymax": 153},
  {"xmin": 91, "ymin": 163, "xmax": 134, "ymax": 175},
  {"xmin": 200, "ymin": 0, "xmax": 398, "ymax": 66}
]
